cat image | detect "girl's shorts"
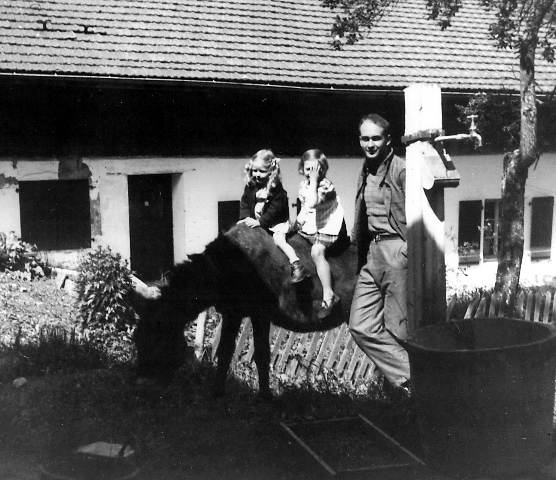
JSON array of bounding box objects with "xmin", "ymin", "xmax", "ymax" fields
[{"xmin": 298, "ymin": 230, "xmax": 339, "ymax": 248}]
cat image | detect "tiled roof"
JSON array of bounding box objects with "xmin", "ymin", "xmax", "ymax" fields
[{"xmin": 0, "ymin": 0, "xmax": 554, "ymax": 92}]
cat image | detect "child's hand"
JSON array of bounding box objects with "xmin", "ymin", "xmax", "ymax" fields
[
  {"xmin": 307, "ymin": 162, "xmax": 320, "ymax": 182},
  {"xmin": 238, "ymin": 217, "xmax": 260, "ymax": 228}
]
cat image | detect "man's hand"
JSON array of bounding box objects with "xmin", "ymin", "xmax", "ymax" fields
[{"xmin": 237, "ymin": 217, "xmax": 260, "ymax": 228}]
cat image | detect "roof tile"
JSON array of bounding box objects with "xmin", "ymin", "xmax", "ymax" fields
[{"xmin": 0, "ymin": 0, "xmax": 554, "ymax": 92}]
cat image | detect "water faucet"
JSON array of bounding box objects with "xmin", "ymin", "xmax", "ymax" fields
[
  {"xmin": 433, "ymin": 114, "xmax": 482, "ymax": 149},
  {"xmin": 467, "ymin": 115, "xmax": 482, "ymax": 148}
]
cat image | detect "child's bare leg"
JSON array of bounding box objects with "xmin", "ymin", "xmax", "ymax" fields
[
  {"xmin": 273, "ymin": 232, "xmax": 299, "ymax": 263},
  {"xmin": 311, "ymin": 243, "xmax": 334, "ymax": 302}
]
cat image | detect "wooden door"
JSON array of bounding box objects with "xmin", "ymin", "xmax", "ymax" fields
[{"xmin": 128, "ymin": 174, "xmax": 174, "ymax": 280}]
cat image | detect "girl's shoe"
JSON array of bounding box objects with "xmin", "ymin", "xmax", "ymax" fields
[
  {"xmin": 317, "ymin": 293, "xmax": 340, "ymax": 319},
  {"xmin": 290, "ymin": 260, "xmax": 309, "ymax": 283}
]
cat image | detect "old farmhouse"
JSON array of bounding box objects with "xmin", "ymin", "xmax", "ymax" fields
[{"xmin": 0, "ymin": 0, "xmax": 555, "ymax": 287}]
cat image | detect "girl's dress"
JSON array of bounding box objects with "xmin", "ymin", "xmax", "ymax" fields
[{"xmin": 297, "ymin": 177, "xmax": 344, "ymax": 239}]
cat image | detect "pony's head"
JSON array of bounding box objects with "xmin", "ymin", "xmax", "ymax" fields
[{"xmin": 132, "ymin": 256, "xmax": 216, "ymax": 380}]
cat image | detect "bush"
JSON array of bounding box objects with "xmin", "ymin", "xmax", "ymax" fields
[
  {"xmin": 0, "ymin": 231, "xmax": 49, "ymax": 278},
  {"xmin": 76, "ymin": 246, "xmax": 136, "ymax": 363}
]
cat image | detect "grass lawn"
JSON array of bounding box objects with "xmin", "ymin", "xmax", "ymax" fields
[{"xmin": 0, "ymin": 273, "xmax": 420, "ymax": 480}]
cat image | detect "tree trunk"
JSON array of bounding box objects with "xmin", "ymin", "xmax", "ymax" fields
[
  {"xmin": 495, "ymin": 151, "xmax": 527, "ymax": 313},
  {"xmin": 495, "ymin": 30, "xmax": 538, "ymax": 315}
]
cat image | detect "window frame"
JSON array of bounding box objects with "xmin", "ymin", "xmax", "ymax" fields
[{"xmin": 458, "ymin": 198, "xmax": 501, "ymax": 265}]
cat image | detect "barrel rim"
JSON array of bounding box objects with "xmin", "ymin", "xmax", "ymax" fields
[{"xmin": 401, "ymin": 317, "xmax": 556, "ymax": 355}]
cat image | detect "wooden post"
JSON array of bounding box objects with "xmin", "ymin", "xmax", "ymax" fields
[{"xmin": 404, "ymin": 84, "xmax": 460, "ymax": 331}]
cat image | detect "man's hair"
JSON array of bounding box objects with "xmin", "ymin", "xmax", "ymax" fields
[{"xmin": 358, "ymin": 113, "xmax": 390, "ymax": 136}]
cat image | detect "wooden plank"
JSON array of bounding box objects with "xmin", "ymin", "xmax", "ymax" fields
[
  {"xmin": 304, "ymin": 332, "xmax": 323, "ymax": 370},
  {"xmin": 515, "ymin": 290, "xmax": 526, "ymax": 318},
  {"xmin": 287, "ymin": 333, "xmax": 309, "ymax": 376},
  {"xmin": 194, "ymin": 310, "xmax": 208, "ymax": 359},
  {"xmin": 345, "ymin": 348, "xmax": 365, "ymax": 382},
  {"xmin": 532, "ymin": 292, "xmax": 543, "ymax": 323},
  {"xmin": 211, "ymin": 320, "xmax": 223, "ymax": 362},
  {"xmin": 325, "ymin": 324, "xmax": 348, "ymax": 370},
  {"xmin": 365, "ymin": 360, "xmax": 377, "ymax": 380},
  {"xmin": 279, "ymin": 422, "xmax": 337, "ymax": 476},
  {"xmin": 404, "ymin": 84, "xmax": 446, "ymax": 331},
  {"xmin": 524, "ymin": 291, "xmax": 535, "ymax": 322},
  {"xmin": 475, "ymin": 297, "xmax": 488, "ymax": 318},
  {"xmin": 464, "ymin": 293, "xmax": 480, "ymax": 319},
  {"xmin": 488, "ymin": 292, "xmax": 501, "ymax": 318},
  {"xmin": 356, "ymin": 356, "xmax": 373, "ymax": 380},
  {"xmin": 245, "ymin": 334, "xmax": 255, "ymax": 363},
  {"xmin": 542, "ymin": 292, "xmax": 552, "ymax": 324},
  {"xmin": 276, "ymin": 330, "xmax": 298, "ymax": 373},
  {"xmin": 231, "ymin": 318, "xmax": 252, "ymax": 368},
  {"xmin": 314, "ymin": 329, "xmax": 336, "ymax": 372},
  {"xmin": 552, "ymin": 291, "xmax": 556, "ymax": 324},
  {"xmin": 270, "ymin": 328, "xmax": 289, "ymax": 369},
  {"xmin": 446, "ymin": 295, "xmax": 457, "ymax": 320},
  {"xmin": 336, "ymin": 336, "xmax": 355, "ymax": 377}
]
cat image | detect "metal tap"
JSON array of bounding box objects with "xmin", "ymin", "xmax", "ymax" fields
[{"xmin": 433, "ymin": 115, "xmax": 482, "ymax": 148}]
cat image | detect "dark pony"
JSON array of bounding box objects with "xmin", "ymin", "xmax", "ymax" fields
[{"xmin": 133, "ymin": 224, "xmax": 356, "ymax": 397}]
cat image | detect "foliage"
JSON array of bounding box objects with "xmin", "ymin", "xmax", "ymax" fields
[
  {"xmin": 0, "ymin": 231, "xmax": 49, "ymax": 279},
  {"xmin": 456, "ymin": 92, "xmax": 520, "ymax": 150},
  {"xmin": 76, "ymin": 246, "xmax": 136, "ymax": 362},
  {"xmin": 456, "ymin": 91, "xmax": 556, "ymax": 151},
  {"xmin": 0, "ymin": 272, "xmax": 118, "ymax": 380},
  {"xmin": 323, "ymin": 0, "xmax": 555, "ymax": 64}
]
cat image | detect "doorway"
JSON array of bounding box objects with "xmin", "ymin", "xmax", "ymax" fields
[{"xmin": 128, "ymin": 174, "xmax": 174, "ymax": 281}]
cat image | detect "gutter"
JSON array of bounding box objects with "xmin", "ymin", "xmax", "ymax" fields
[{"xmin": 0, "ymin": 71, "xmax": 526, "ymax": 97}]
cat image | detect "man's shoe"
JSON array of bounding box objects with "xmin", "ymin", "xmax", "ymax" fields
[
  {"xmin": 290, "ymin": 260, "xmax": 309, "ymax": 284},
  {"xmin": 384, "ymin": 379, "xmax": 413, "ymax": 404},
  {"xmin": 317, "ymin": 293, "xmax": 340, "ymax": 319}
]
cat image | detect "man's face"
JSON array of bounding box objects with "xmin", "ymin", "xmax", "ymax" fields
[{"xmin": 359, "ymin": 120, "xmax": 390, "ymax": 162}]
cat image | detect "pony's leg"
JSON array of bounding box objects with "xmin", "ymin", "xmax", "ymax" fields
[
  {"xmin": 251, "ymin": 315, "xmax": 271, "ymax": 399},
  {"xmin": 214, "ymin": 314, "xmax": 242, "ymax": 397}
]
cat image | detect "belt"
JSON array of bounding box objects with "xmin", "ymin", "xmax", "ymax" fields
[{"xmin": 371, "ymin": 233, "xmax": 400, "ymax": 242}]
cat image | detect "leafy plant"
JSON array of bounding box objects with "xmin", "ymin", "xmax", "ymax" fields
[
  {"xmin": 76, "ymin": 246, "xmax": 136, "ymax": 362},
  {"xmin": 0, "ymin": 231, "xmax": 49, "ymax": 278}
]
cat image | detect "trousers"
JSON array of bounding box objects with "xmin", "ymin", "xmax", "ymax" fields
[{"xmin": 348, "ymin": 237, "xmax": 410, "ymax": 386}]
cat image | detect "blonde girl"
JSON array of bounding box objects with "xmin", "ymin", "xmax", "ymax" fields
[{"xmin": 238, "ymin": 149, "xmax": 307, "ymax": 281}]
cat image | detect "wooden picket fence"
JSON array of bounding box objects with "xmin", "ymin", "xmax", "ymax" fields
[
  {"xmin": 448, "ymin": 289, "xmax": 556, "ymax": 323},
  {"xmin": 195, "ymin": 288, "xmax": 556, "ymax": 384}
]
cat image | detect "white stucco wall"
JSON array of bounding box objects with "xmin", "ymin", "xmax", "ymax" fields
[
  {"xmin": 1, "ymin": 152, "xmax": 554, "ymax": 290},
  {"xmin": 445, "ymin": 152, "xmax": 556, "ymax": 290}
]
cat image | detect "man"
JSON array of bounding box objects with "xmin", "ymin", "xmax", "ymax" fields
[{"xmin": 348, "ymin": 113, "xmax": 410, "ymax": 391}]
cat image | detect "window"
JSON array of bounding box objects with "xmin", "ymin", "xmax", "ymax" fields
[
  {"xmin": 218, "ymin": 200, "xmax": 240, "ymax": 234},
  {"xmin": 458, "ymin": 199, "xmax": 500, "ymax": 263},
  {"xmin": 19, "ymin": 180, "xmax": 91, "ymax": 250},
  {"xmin": 530, "ymin": 196, "xmax": 553, "ymax": 259},
  {"xmin": 458, "ymin": 200, "xmax": 481, "ymax": 263}
]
